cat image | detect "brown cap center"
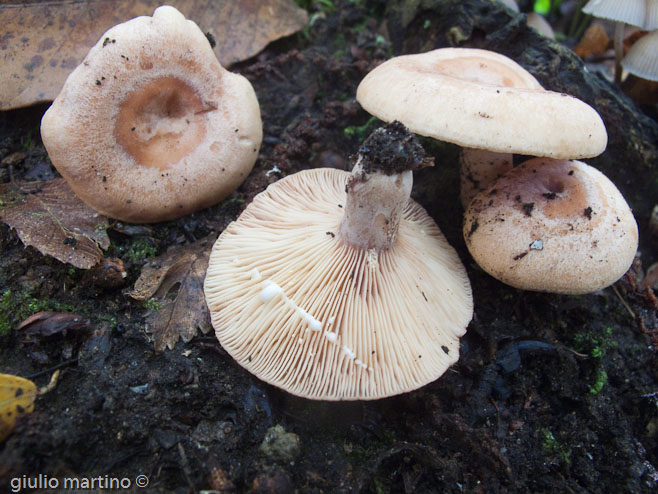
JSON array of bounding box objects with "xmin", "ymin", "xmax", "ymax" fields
[
  {"xmin": 115, "ymin": 76, "xmax": 208, "ymax": 170},
  {"xmin": 431, "ymin": 56, "xmax": 535, "ymax": 88}
]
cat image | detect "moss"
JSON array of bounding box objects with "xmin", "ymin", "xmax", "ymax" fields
[
  {"xmin": 121, "ymin": 238, "xmax": 158, "ymax": 264},
  {"xmin": 96, "ymin": 313, "xmax": 118, "ymax": 331},
  {"xmin": 0, "ymin": 289, "xmax": 80, "ymax": 337},
  {"xmin": 572, "ymin": 327, "xmax": 617, "ymax": 395},
  {"xmin": 344, "ymin": 116, "xmax": 380, "ymax": 141},
  {"xmin": 589, "ymin": 368, "xmax": 608, "ymax": 396},
  {"xmin": 573, "ymin": 327, "xmax": 618, "ymax": 359},
  {"xmin": 540, "ymin": 428, "xmax": 571, "ymax": 466},
  {"xmin": 142, "ymin": 299, "xmax": 163, "ymax": 312}
]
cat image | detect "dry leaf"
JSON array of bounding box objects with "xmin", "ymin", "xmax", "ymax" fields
[
  {"xmin": 0, "ymin": 179, "xmax": 110, "ymax": 269},
  {"xmin": 128, "ymin": 237, "xmax": 213, "ymax": 352},
  {"xmin": 574, "ymin": 23, "xmax": 609, "ymax": 59},
  {"xmin": 18, "ymin": 311, "xmax": 91, "ymax": 340},
  {"xmin": 641, "ymin": 262, "xmax": 658, "ymax": 291},
  {"xmin": 0, "ymin": 374, "xmax": 37, "ymax": 443},
  {"xmin": 0, "ymin": 0, "xmax": 308, "ymax": 109}
]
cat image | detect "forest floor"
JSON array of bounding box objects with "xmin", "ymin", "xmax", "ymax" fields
[{"xmin": 1, "ymin": 0, "xmax": 658, "ymax": 493}]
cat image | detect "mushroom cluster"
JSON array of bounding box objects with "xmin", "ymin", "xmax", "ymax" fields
[
  {"xmin": 355, "ymin": 47, "xmax": 608, "ymax": 207},
  {"xmin": 356, "ymin": 47, "xmax": 638, "ymax": 294},
  {"xmin": 41, "ymin": 6, "xmax": 262, "ymax": 223},
  {"xmin": 204, "ymin": 122, "xmax": 473, "ymax": 400},
  {"xmin": 582, "ymin": 0, "xmax": 658, "ymax": 83}
]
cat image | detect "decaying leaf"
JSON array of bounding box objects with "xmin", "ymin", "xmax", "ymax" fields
[
  {"xmin": 18, "ymin": 311, "xmax": 91, "ymax": 340},
  {"xmin": 128, "ymin": 237, "xmax": 213, "ymax": 352},
  {"xmin": 0, "ymin": 373, "xmax": 37, "ymax": 443},
  {"xmin": 0, "ymin": 179, "xmax": 110, "ymax": 269},
  {"xmin": 0, "ymin": 0, "xmax": 308, "ymax": 109},
  {"xmin": 574, "ymin": 23, "xmax": 609, "ymax": 59}
]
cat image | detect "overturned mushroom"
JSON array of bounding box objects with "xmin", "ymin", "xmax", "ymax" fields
[
  {"xmin": 41, "ymin": 6, "xmax": 262, "ymax": 223},
  {"xmin": 355, "ymin": 48, "xmax": 607, "ymax": 207},
  {"xmin": 204, "ymin": 122, "xmax": 473, "ymax": 400},
  {"xmin": 463, "ymin": 158, "xmax": 638, "ymax": 294}
]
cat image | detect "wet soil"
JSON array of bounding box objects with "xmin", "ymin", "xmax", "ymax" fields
[{"xmin": 1, "ymin": 0, "xmax": 658, "ymax": 492}]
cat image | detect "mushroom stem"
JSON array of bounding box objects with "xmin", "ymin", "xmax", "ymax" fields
[
  {"xmin": 613, "ymin": 21, "xmax": 624, "ymax": 85},
  {"xmin": 339, "ymin": 122, "xmax": 430, "ymax": 251},
  {"xmin": 459, "ymin": 147, "xmax": 513, "ymax": 208}
]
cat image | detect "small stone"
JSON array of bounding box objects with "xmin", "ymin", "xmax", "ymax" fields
[{"xmin": 258, "ymin": 424, "xmax": 301, "ymax": 463}]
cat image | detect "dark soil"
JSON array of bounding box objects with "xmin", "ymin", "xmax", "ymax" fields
[{"xmin": 2, "ymin": 1, "xmax": 658, "ymax": 493}]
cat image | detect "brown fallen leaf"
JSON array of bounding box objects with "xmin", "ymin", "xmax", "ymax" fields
[
  {"xmin": 0, "ymin": 0, "xmax": 308, "ymax": 110},
  {"xmin": 83, "ymin": 257, "xmax": 128, "ymax": 289},
  {"xmin": 574, "ymin": 23, "xmax": 609, "ymax": 59},
  {"xmin": 640, "ymin": 262, "xmax": 658, "ymax": 291},
  {"xmin": 127, "ymin": 237, "xmax": 213, "ymax": 352},
  {"xmin": 18, "ymin": 311, "xmax": 91, "ymax": 340},
  {"xmin": 0, "ymin": 179, "xmax": 110, "ymax": 269}
]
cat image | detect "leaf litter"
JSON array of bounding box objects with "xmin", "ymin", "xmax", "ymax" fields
[
  {"xmin": 0, "ymin": 179, "xmax": 110, "ymax": 269},
  {"xmin": 0, "ymin": 0, "xmax": 308, "ymax": 109},
  {"xmin": 128, "ymin": 237, "xmax": 213, "ymax": 352},
  {"xmin": 0, "ymin": 374, "xmax": 37, "ymax": 443}
]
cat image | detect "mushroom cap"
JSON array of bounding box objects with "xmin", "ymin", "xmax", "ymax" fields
[
  {"xmin": 41, "ymin": 6, "xmax": 262, "ymax": 223},
  {"xmin": 356, "ymin": 48, "xmax": 607, "ymax": 159},
  {"xmin": 204, "ymin": 168, "xmax": 473, "ymax": 400},
  {"xmin": 582, "ymin": 0, "xmax": 658, "ymax": 30},
  {"xmin": 499, "ymin": 0, "xmax": 520, "ymax": 13},
  {"xmin": 463, "ymin": 158, "xmax": 638, "ymax": 294},
  {"xmin": 527, "ymin": 12, "xmax": 556, "ymax": 39},
  {"xmin": 622, "ymin": 30, "xmax": 658, "ymax": 81}
]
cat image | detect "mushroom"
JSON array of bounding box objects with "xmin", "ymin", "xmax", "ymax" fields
[
  {"xmin": 582, "ymin": 0, "xmax": 658, "ymax": 84},
  {"xmin": 355, "ymin": 48, "xmax": 607, "ymax": 207},
  {"xmin": 204, "ymin": 122, "xmax": 473, "ymax": 400},
  {"xmin": 526, "ymin": 13, "xmax": 556, "ymax": 39},
  {"xmin": 621, "ymin": 29, "xmax": 658, "ymax": 81},
  {"xmin": 498, "ymin": 0, "xmax": 555, "ymax": 39},
  {"xmin": 463, "ymin": 158, "xmax": 638, "ymax": 294},
  {"xmin": 41, "ymin": 6, "xmax": 262, "ymax": 223}
]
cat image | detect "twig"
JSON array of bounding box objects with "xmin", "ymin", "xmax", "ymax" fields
[
  {"xmin": 24, "ymin": 358, "xmax": 78, "ymax": 380},
  {"xmin": 612, "ymin": 284, "xmax": 636, "ymax": 319}
]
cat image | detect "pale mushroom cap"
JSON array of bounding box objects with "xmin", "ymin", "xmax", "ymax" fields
[
  {"xmin": 527, "ymin": 12, "xmax": 556, "ymax": 39},
  {"xmin": 204, "ymin": 168, "xmax": 473, "ymax": 400},
  {"xmin": 356, "ymin": 48, "xmax": 608, "ymax": 158},
  {"xmin": 498, "ymin": 0, "xmax": 520, "ymax": 13},
  {"xmin": 41, "ymin": 6, "xmax": 262, "ymax": 223},
  {"xmin": 582, "ymin": 0, "xmax": 658, "ymax": 30},
  {"xmin": 622, "ymin": 30, "xmax": 658, "ymax": 81},
  {"xmin": 463, "ymin": 158, "xmax": 638, "ymax": 294}
]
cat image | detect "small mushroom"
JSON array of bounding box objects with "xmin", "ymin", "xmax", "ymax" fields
[
  {"xmin": 41, "ymin": 6, "xmax": 262, "ymax": 223},
  {"xmin": 621, "ymin": 30, "xmax": 658, "ymax": 81},
  {"xmin": 355, "ymin": 48, "xmax": 607, "ymax": 207},
  {"xmin": 526, "ymin": 13, "xmax": 556, "ymax": 39},
  {"xmin": 463, "ymin": 158, "xmax": 638, "ymax": 294},
  {"xmin": 204, "ymin": 122, "xmax": 473, "ymax": 400},
  {"xmin": 498, "ymin": 0, "xmax": 555, "ymax": 39}
]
